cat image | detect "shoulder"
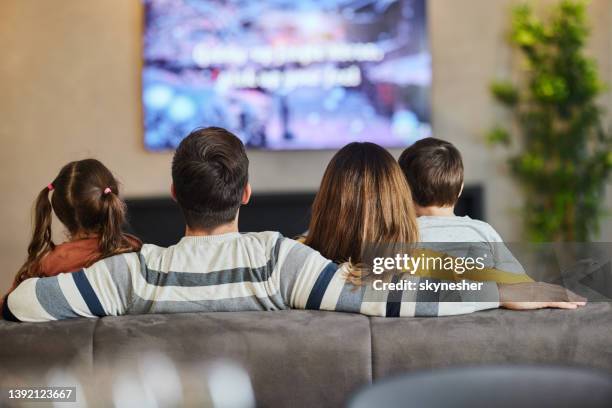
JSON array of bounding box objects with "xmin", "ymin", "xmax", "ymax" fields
[
  {"xmin": 242, "ymin": 232, "xmax": 329, "ymax": 262},
  {"xmin": 140, "ymin": 242, "xmax": 169, "ymax": 256},
  {"xmin": 463, "ymin": 218, "xmax": 504, "ymax": 242},
  {"xmin": 123, "ymin": 233, "xmax": 143, "ymax": 251},
  {"xmin": 52, "ymin": 238, "xmax": 99, "ymax": 253},
  {"xmin": 239, "ymin": 231, "xmax": 292, "ymax": 251},
  {"xmin": 246, "ymin": 232, "xmax": 324, "ymax": 265},
  {"xmin": 40, "ymin": 239, "xmax": 101, "ymax": 275},
  {"xmin": 240, "ymin": 230, "xmax": 283, "ymax": 242},
  {"xmin": 417, "ymin": 216, "xmax": 459, "ymax": 228}
]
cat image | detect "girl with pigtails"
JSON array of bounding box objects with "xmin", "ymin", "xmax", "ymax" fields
[{"xmin": 6, "ymin": 159, "xmax": 141, "ymax": 296}]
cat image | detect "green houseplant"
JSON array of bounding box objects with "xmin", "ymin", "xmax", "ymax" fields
[{"xmin": 488, "ymin": 0, "xmax": 612, "ymax": 241}]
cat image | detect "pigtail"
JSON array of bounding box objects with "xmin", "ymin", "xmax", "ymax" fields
[
  {"xmin": 98, "ymin": 187, "xmax": 141, "ymax": 258},
  {"xmin": 99, "ymin": 188, "xmax": 125, "ymax": 256},
  {"xmin": 13, "ymin": 186, "xmax": 56, "ymax": 287}
]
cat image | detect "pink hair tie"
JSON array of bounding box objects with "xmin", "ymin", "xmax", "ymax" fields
[
  {"xmin": 47, "ymin": 184, "xmax": 54, "ymax": 191},
  {"xmin": 103, "ymin": 187, "xmax": 112, "ymax": 195}
]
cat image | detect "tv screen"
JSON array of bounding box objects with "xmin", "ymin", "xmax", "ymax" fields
[{"xmin": 142, "ymin": 0, "xmax": 430, "ymax": 150}]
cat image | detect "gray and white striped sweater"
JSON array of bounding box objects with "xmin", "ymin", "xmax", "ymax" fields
[{"xmin": 3, "ymin": 232, "xmax": 499, "ymax": 322}]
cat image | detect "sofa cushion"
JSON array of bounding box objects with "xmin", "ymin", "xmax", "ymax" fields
[
  {"xmin": 0, "ymin": 318, "xmax": 97, "ymax": 374},
  {"xmin": 370, "ymin": 302, "xmax": 612, "ymax": 379},
  {"xmin": 93, "ymin": 310, "xmax": 372, "ymax": 408}
]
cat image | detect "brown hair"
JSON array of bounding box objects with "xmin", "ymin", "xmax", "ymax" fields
[
  {"xmin": 304, "ymin": 142, "xmax": 419, "ymax": 283},
  {"xmin": 398, "ymin": 137, "xmax": 464, "ymax": 207},
  {"xmin": 13, "ymin": 159, "xmax": 141, "ymax": 286},
  {"xmin": 172, "ymin": 127, "xmax": 249, "ymax": 230}
]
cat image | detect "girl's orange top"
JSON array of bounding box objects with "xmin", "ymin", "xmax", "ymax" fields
[
  {"xmin": 38, "ymin": 235, "xmax": 142, "ymax": 277},
  {"xmin": 40, "ymin": 238, "xmax": 103, "ymax": 277},
  {"xmin": 3, "ymin": 238, "xmax": 103, "ymax": 302},
  {"xmin": 5, "ymin": 235, "xmax": 141, "ymax": 296}
]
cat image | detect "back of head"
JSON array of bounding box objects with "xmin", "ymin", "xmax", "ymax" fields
[
  {"xmin": 398, "ymin": 137, "xmax": 464, "ymax": 208},
  {"xmin": 305, "ymin": 142, "xmax": 418, "ymax": 266},
  {"xmin": 172, "ymin": 127, "xmax": 249, "ymax": 230},
  {"xmin": 51, "ymin": 159, "xmax": 125, "ymax": 236},
  {"xmin": 15, "ymin": 159, "xmax": 138, "ymax": 285}
]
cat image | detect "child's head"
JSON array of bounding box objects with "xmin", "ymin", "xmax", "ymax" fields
[
  {"xmin": 17, "ymin": 159, "xmax": 138, "ymax": 282},
  {"xmin": 398, "ymin": 137, "xmax": 464, "ymax": 209}
]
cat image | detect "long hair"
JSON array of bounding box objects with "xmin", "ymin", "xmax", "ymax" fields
[
  {"xmin": 304, "ymin": 142, "xmax": 419, "ymax": 283},
  {"xmin": 13, "ymin": 159, "xmax": 141, "ymax": 286}
]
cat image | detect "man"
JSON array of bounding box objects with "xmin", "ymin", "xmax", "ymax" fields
[{"xmin": 2, "ymin": 128, "xmax": 585, "ymax": 322}]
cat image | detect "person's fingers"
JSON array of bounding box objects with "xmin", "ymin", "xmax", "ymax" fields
[
  {"xmin": 548, "ymin": 302, "xmax": 578, "ymax": 310},
  {"xmin": 542, "ymin": 284, "xmax": 587, "ymax": 304},
  {"xmin": 499, "ymin": 283, "xmax": 589, "ymax": 309},
  {"xmin": 565, "ymin": 290, "xmax": 587, "ymax": 303}
]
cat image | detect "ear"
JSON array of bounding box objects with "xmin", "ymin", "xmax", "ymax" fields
[
  {"xmin": 170, "ymin": 183, "xmax": 177, "ymax": 202},
  {"xmin": 241, "ymin": 183, "xmax": 252, "ymax": 205},
  {"xmin": 458, "ymin": 183, "xmax": 464, "ymax": 198}
]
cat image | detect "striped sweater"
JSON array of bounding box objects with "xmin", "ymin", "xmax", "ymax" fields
[{"xmin": 2, "ymin": 232, "xmax": 500, "ymax": 322}]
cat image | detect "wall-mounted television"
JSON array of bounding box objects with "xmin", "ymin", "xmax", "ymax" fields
[{"xmin": 142, "ymin": 0, "xmax": 430, "ymax": 151}]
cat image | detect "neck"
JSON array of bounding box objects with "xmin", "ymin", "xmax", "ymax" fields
[
  {"xmin": 416, "ymin": 205, "xmax": 455, "ymax": 217},
  {"xmin": 70, "ymin": 230, "xmax": 98, "ymax": 241},
  {"xmin": 184, "ymin": 220, "xmax": 239, "ymax": 237}
]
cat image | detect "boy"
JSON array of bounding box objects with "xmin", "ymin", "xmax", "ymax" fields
[{"xmin": 398, "ymin": 137, "xmax": 526, "ymax": 275}]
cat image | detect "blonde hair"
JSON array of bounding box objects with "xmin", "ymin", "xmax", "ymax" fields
[{"xmin": 304, "ymin": 142, "xmax": 419, "ymax": 284}]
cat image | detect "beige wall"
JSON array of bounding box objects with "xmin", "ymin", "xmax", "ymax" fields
[
  {"xmin": 429, "ymin": 0, "xmax": 612, "ymax": 244},
  {"xmin": 0, "ymin": 0, "xmax": 610, "ymax": 292}
]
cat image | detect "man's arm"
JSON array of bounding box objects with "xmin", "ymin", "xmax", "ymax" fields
[
  {"xmin": 277, "ymin": 239, "xmax": 586, "ymax": 317},
  {"xmin": 484, "ymin": 225, "xmax": 528, "ymax": 276},
  {"xmin": 3, "ymin": 252, "xmax": 139, "ymax": 322},
  {"xmin": 277, "ymin": 239, "xmax": 498, "ymax": 316}
]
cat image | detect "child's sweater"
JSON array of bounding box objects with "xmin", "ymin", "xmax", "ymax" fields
[{"xmin": 417, "ymin": 216, "xmax": 526, "ymax": 275}]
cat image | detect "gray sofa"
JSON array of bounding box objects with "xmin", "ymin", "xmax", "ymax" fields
[{"xmin": 2, "ymin": 303, "xmax": 612, "ymax": 407}]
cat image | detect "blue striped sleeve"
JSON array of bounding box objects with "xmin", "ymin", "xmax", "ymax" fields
[
  {"xmin": 72, "ymin": 270, "xmax": 107, "ymax": 317},
  {"xmin": 6, "ymin": 253, "xmax": 143, "ymax": 322},
  {"xmin": 2, "ymin": 296, "xmax": 20, "ymax": 322},
  {"xmin": 305, "ymin": 262, "xmax": 338, "ymax": 310},
  {"xmin": 385, "ymin": 274, "xmax": 402, "ymax": 317}
]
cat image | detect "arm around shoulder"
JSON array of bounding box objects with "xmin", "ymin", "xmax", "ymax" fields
[{"xmin": 4, "ymin": 252, "xmax": 140, "ymax": 323}]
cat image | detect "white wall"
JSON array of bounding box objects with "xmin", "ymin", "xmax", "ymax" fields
[{"xmin": 0, "ymin": 0, "xmax": 610, "ymax": 292}]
